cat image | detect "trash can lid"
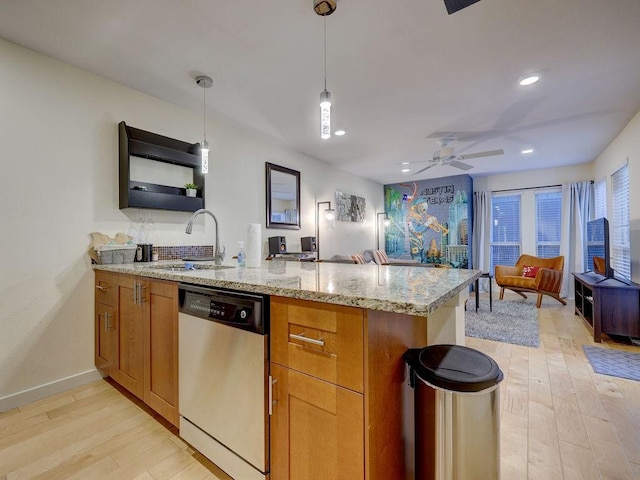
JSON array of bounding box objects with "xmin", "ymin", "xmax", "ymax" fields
[{"xmin": 404, "ymin": 345, "xmax": 504, "ymax": 393}]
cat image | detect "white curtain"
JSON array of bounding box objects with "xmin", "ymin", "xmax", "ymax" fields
[
  {"xmin": 560, "ymin": 181, "xmax": 593, "ymax": 298},
  {"xmin": 472, "ymin": 191, "xmax": 491, "ymax": 291}
]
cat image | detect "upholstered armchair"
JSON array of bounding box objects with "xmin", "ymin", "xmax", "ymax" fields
[{"xmin": 494, "ymin": 254, "xmax": 566, "ymax": 308}]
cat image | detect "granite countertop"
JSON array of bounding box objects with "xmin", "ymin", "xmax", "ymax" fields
[{"xmin": 93, "ymin": 260, "xmax": 481, "ymax": 316}]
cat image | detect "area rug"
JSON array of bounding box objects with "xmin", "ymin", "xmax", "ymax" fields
[
  {"xmin": 582, "ymin": 345, "xmax": 640, "ymax": 381},
  {"xmin": 465, "ymin": 299, "xmax": 540, "ymax": 347}
]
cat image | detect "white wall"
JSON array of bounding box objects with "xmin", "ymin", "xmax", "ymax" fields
[
  {"xmin": 593, "ymin": 109, "xmax": 640, "ymax": 283},
  {"xmin": 0, "ymin": 39, "xmax": 382, "ymax": 404},
  {"xmin": 472, "ymin": 164, "xmax": 594, "ymax": 273},
  {"xmin": 472, "ymin": 164, "xmax": 594, "ymax": 193}
]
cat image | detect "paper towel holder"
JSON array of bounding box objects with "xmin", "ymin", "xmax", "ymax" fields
[{"xmin": 266, "ymin": 162, "xmax": 300, "ymax": 230}]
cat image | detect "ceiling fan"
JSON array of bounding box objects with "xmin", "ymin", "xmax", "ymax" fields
[
  {"xmin": 443, "ymin": 0, "xmax": 481, "ymax": 15},
  {"xmin": 412, "ymin": 139, "xmax": 504, "ymax": 175}
]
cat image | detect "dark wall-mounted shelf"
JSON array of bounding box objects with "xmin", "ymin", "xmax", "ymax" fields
[{"xmin": 119, "ymin": 121, "xmax": 205, "ymax": 212}]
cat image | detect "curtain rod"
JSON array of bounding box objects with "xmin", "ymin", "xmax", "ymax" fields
[{"xmin": 491, "ymin": 180, "xmax": 593, "ymax": 194}]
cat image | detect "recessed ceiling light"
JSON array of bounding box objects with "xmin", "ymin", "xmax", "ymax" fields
[
  {"xmin": 519, "ymin": 75, "xmax": 540, "ymax": 86},
  {"xmin": 334, "ymin": 129, "xmax": 346, "ymax": 136},
  {"xmin": 401, "ymin": 162, "xmax": 410, "ymax": 165},
  {"xmin": 401, "ymin": 168, "xmax": 411, "ymax": 173},
  {"xmin": 521, "ymin": 148, "xmax": 534, "ymax": 154}
]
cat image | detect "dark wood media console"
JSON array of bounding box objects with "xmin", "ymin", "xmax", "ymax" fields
[{"xmin": 573, "ymin": 272, "xmax": 640, "ymax": 342}]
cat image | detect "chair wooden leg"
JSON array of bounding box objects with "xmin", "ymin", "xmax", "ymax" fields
[
  {"xmin": 499, "ymin": 287, "xmax": 505, "ymax": 300},
  {"xmin": 536, "ymin": 293, "xmax": 543, "ymax": 308}
]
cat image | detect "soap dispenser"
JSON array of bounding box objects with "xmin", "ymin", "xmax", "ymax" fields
[{"xmin": 237, "ymin": 241, "xmax": 246, "ymax": 267}]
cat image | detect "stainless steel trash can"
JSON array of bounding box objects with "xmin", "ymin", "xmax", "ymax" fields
[{"xmin": 404, "ymin": 345, "xmax": 504, "ymax": 480}]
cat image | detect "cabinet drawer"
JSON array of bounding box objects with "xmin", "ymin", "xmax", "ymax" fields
[
  {"xmin": 95, "ymin": 271, "xmax": 116, "ymax": 306},
  {"xmin": 271, "ymin": 297, "xmax": 364, "ymax": 393}
]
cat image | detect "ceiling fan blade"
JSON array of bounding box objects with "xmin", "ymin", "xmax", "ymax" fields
[
  {"xmin": 448, "ymin": 160, "xmax": 474, "ymax": 171},
  {"xmin": 412, "ymin": 163, "xmax": 436, "ymax": 175},
  {"xmin": 458, "ymin": 149, "xmax": 504, "ymax": 160},
  {"xmin": 443, "ymin": 0, "xmax": 481, "ymax": 15}
]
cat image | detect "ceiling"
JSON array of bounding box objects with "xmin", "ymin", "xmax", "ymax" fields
[{"xmin": 2, "ymin": 0, "xmax": 640, "ymax": 185}]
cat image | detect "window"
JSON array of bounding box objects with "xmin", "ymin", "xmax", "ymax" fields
[
  {"xmin": 611, "ymin": 164, "xmax": 630, "ymax": 279},
  {"xmin": 593, "ymin": 179, "xmax": 606, "ymax": 220},
  {"xmin": 535, "ymin": 190, "xmax": 562, "ymax": 258},
  {"xmin": 490, "ymin": 194, "xmax": 521, "ymax": 273}
]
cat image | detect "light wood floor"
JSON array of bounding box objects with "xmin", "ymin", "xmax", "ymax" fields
[
  {"xmin": 467, "ymin": 292, "xmax": 640, "ymax": 480},
  {"xmin": 1, "ymin": 294, "xmax": 639, "ymax": 480}
]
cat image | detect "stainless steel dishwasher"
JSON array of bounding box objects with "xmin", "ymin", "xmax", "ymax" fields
[{"xmin": 178, "ymin": 284, "xmax": 270, "ymax": 480}]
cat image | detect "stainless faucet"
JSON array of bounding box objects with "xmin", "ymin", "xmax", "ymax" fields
[{"xmin": 185, "ymin": 209, "xmax": 225, "ymax": 265}]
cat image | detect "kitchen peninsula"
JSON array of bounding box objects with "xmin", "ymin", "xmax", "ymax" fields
[{"xmin": 93, "ymin": 260, "xmax": 479, "ymax": 479}]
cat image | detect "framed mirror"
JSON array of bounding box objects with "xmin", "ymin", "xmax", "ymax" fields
[{"xmin": 266, "ymin": 162, "xmax": 300, "ymax": 230}]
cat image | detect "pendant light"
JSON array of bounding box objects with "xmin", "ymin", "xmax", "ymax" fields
[
  {"xmin": 315, "ymin": 0, "xmax": 336, "ymax": 139},
  {"xmin": 196, "ymin": 75, "xmax": 213, "ymax": 173}
]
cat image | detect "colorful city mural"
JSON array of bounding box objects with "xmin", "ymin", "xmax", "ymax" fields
[{"xmin": 383, "ymin": 175, "xmax": 473, "ymax": 268}]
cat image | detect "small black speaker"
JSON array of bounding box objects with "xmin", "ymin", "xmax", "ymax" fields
[
  {"xmin": 301, "ymin": 236, "xmax": 317, "ymax": 252},
  {"xmin": 268, "ymin": 236, "xmax": 287, "ymax": 255}
]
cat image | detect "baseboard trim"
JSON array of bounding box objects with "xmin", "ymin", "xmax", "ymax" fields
[{"xmin": 0, "ymin": 369, "xmax": 104, "ymax": 412}]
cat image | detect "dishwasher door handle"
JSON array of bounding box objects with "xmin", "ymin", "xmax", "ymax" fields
[
  {"xmin": 268, "ymin": 376, "xmax": 278, "ymax": 416},
  {"xmin": 289, "ymin": 332, "xmax": 325, "ymax": 346}
]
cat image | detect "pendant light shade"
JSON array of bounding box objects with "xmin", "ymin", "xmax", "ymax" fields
[
  {"xmin": 320, "ymin": 89, "xmax": 331, "ymax": 139},
  {"xmin": 317, "ymin": 7, "xmax": 335, "ymax": 140},
  {"xmin": 196, "ymin": 75, "xmax": 213, "ymax": 174},
  {"xmin": 324, "ymin": 205, "xmax": 336, "ymax": 230}
]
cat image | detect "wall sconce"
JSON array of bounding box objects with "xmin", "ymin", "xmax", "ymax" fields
[
  {"xmin": 316, "ymin": 201, "xmax": 336, "ymax": 261},
  {"xmin": 376, "ymin": 212, "xmax": 390, "ymax": 251}
]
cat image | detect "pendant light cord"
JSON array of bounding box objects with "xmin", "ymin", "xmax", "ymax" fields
[
  {"xmin": 202, "ymin": 84, "xmax": 207, "ymax": 143},
  {"xmin": 323, "ymin": 16, "xmax": 327, "ymax": 91}
]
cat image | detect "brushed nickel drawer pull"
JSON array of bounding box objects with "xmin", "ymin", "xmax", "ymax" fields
[
  {"xmin": 138, "ymin": 283, "xmax": 146, "ymax": 304},
  {"xmin": 289, "ymin": 332, "xmax": 325, "ymax": 346},
  {"xmin": 96, "ymin": 285, "xmax": 106, "ymax": 291}
]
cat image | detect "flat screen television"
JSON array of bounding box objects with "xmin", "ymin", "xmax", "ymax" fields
[{"xmin": 586, "ymin": 217, "xmax": 614, "ymax": 279}]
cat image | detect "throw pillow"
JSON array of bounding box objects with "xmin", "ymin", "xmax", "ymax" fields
[
  {"xmin": 522, "ymin": 265, "xmax": 540, "ymax": 278},
  {"xmin": 372, "ymin": 250, "xmax": 390, "ymax": 265},
  {"xmin": 351, "ymin": 253, "xmax": 365, "ymax": 264}
]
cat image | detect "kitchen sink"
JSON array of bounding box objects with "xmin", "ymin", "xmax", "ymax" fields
[{"xmin": 143, "ymin": 263, "xmax": 235, "ymax": 272}]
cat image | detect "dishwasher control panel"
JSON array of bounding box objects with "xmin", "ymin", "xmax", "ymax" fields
[{"xmin": 178, "ymin": 284, "xmax": 267, "ymax": 334}]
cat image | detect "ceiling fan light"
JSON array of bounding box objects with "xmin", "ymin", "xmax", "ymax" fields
[
  {"xmin": 519, "ymin": 75, "xmax": 540, "ymax": 86},
  {"xmin": 441, "ymin": 146, "xmax": 455, "ymax": 157}
]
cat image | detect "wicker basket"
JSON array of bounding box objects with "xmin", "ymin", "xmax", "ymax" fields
[{"xmin": 95, "ymin": 245, "xmax": 137, "ymax": 264}]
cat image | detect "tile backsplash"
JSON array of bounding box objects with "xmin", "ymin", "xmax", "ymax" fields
[{"xmin": 154, "ymin": 245, "xmax": 214, "ymax": 261}]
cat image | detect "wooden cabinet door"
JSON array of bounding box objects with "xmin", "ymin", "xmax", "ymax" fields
[
  {"xmin": 270, "ymin": 364, "xmax": 364, "ymax": 480},
  {"xmin": 144, "ymin": 279, "xmax": 179, "ymax": 427},
  {"xmin": 115, "ymin": 275, "xmax": 145, "ymax": 399},
  {"xmin": 95, "ymin": 303, "xmax": 116, "ymax": 377}
]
